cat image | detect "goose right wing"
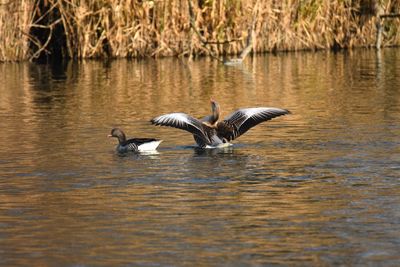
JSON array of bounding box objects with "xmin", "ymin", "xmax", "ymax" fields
[
  {"xmin": 219, "ymin": 107, "xmax": 290, "ymax": 141},
  {"xmin": 151, "ymin": 113, "xmax": 210, "ymax": 143}
]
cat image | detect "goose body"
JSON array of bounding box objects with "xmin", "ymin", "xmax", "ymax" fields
[
  {"xmin": 151, "ymin": 100, "xmax": 290, "ymax": 148},
  {"xmin": 108, "ymin": 128, "xmax": 162, "ymax": 153}
]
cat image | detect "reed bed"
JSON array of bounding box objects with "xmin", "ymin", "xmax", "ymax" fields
[
  {"xmin": 0, "ymin": 0, "xmax": 34, "ymax": 62},
  {"xmin": 0, "ymin": 0, "xmax": 399, "ymax": 62}
]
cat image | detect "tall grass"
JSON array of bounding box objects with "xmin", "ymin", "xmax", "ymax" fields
[
  {"xmin": 0, "ymin": 0, "xmax": 34, "ymax": 62},
  {"xmin": 0, "ymin": 0, "xmax": 399, "ymax": 62}
]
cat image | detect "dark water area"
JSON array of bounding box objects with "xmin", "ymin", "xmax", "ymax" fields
[{"xmin": 0, "ymin": 50, "xmax": 399, "ymax": 266}]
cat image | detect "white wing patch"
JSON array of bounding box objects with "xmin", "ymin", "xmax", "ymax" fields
[
  {"xmin": 152, "ymin": 113, "xmax": 204, "ymax": 133},
  {"xmin": 138, "ymin": 140, "xmax": 163, "ymax": 151},
  {"xmin": 240, "ymin": 107, "xmax": 284, "ymax": 118},
  {"xmin": 225, "ymin": 107, "xmax": 288, "ymax": 127},
  {"xmin": 241, "ymin": 107, "xmax": 268, "ymax": 117},
  {"xmin": 153, "ymin": 113, "xmax": 192, "ymax": 126}
]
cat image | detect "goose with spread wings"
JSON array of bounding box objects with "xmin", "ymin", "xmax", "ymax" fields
[{"xmin": 150, "ymin": 100, "xmax": 290, "ymax": 148}]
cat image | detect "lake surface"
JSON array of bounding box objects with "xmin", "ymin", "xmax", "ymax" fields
[{"xmin": 0, "ymin": 50, "xmax": 399, "ymax": 266}]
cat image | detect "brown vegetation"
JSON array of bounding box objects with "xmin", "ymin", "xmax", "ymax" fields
[{"xmin": 0, "ymin": 0, "xmax": 399, "ymax": 62}]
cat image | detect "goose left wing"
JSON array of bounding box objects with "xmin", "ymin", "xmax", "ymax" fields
[
  {"xmin": 218, "ymin": 107, "xmax": 290, "ymax": 141},
  {"xmin": 151, "ymin": 113, "xmax": 211, "ymax": 143}
]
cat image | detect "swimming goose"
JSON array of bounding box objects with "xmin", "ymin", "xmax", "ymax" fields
[
  {"xmin": 151, "ymin": 100, "xmax": 290, "ymax": 148},
  {"xmin": 108, "ymin": 128, "xmax": 162, "ymax": 153}
]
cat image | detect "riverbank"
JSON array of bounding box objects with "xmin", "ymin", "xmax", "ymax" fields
[{"xmin": 1, "ymin": 0, "xmax": 399, "ymax": 62}]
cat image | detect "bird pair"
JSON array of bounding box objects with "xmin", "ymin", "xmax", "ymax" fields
[{"xmin": 108, "ymin": 99, "xmax": 290, "ymax": 153}]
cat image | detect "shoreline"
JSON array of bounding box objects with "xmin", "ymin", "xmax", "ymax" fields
[{"xmin": 1, "ymin": 0, "xmax": 399, "ymax": 63}]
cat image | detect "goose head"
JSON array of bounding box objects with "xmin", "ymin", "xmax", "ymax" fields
[
  {"xmin": 210, "ymin": 98, "xmax": 220, "ymax": 125},
  {"xmin": 108, "ymin": 128, "xmax": 127, "ymax": 144}
]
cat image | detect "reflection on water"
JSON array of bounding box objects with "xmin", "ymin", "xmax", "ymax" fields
[{"xmin": 0, "ymin": 50, "xmax": 400, "ymax": 266}]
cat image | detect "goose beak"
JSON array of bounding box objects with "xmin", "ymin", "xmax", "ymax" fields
[{"xmin": 107, "ymin": 134, "xmax": 112, "ymax": 138}]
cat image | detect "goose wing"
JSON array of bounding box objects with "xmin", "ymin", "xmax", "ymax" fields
[
  {"xmin": 126, "ymin": 138, "xmax": 158, "ymax": 146},
  {"xmin": 218, "ymin": 107, "xmax": 290, "ymax": 141},
  {"xmin": 151, "ymin": 113, "xmax": 211, "ymax": 143}
]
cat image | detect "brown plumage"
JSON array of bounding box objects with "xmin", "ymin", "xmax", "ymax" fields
[{"xmin": 151, "ymin": 99, "xmax": 290, "ymax": 148}]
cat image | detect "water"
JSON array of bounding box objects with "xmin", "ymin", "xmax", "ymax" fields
[{"xmin": 0, "ymin": 50, "xmax": 399, "ymax": 266}]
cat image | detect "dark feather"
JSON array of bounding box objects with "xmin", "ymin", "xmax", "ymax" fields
[{"xmin": 219, "ymin": 107, "xmax": 290, "ymax": 141}]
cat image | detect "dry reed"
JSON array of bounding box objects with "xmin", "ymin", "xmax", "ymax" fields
[{"xmin": 0, "ymin": 0, "xmax": 399, "ymax": 62}]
